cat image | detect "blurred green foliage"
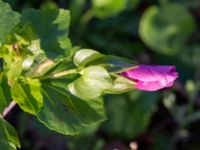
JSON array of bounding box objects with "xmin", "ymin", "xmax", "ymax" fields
[
  {"xmin": 103, "ymin": 91, "xmax": 159, "ymax": 139},
  {"xmin": 91, "ymin": 0, "xmax": 127, "ymax": 18},
  {"xmin": 3, "ymin": 0, "xmax": 200, "ymax": 149},
  {"xmin": 139, "ymin": 3, "xmax": 196, "ymax": 55}
]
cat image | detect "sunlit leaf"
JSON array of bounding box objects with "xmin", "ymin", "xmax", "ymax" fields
[
  {"xmin": 11, "ymin": 77, "xmax": 43, "ymax": 115},
  {"xmin": 73, "ymin": 49, "xmax": 104, "ymax": 67}
]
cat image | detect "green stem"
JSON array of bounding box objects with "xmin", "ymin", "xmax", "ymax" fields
[
  {"xmin": 3, "ymin": 101, "xmax": 16, "ymax": 117},
  {"xmin": 80, "ymin": 8, "xmax": 95, "ymax": 25},
  {"xmin": 52, "ymin": 69, "xmax": 78, "ymax": 78},
  {"xmin": 37, "ymin": 69, "xmax": 78, "ymax": 80}
]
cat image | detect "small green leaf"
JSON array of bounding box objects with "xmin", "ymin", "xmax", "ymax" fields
[
  {"xmin": 0, "ymin": 75, "xmax": 11, "ymax": 113},
  {"xmin": 0, "ymin": 118, "xmax": 21, "ymax": 149},
  {"xmin": 69, "ymin": 66, "xmax": 113, "ymax": 100},
  {"xmin": 106, "ymin": 75, "xmax": 136, "ymax": 94},
  {"xmin": 139, "ymin": 4, "xmax": 196, "ymax": 55},
  {"xmin": 69, "ymin": 78, "xmax": 102, "ymax": 101},
  {"xmin": 11, "ymin": 77, "xmax": 43, "ymax": 115},
  {"xmin": 22, "ymin": 8, "xmax": 72, "ymax": 58},
  {"xmin": 0, "ymin": 0, "xmax": 20, "ymax": 45},
  {"xmin": 81, "ymin": 66, "xmax": 113, "ymax": 90},
  {"xmin": 73, "ymin": 49, "xmax": 104, "ymax": 67}
]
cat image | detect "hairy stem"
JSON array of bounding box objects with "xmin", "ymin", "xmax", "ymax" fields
[
  {"xmin": 1, "ymin": 101, "xmax": 16, "ymax": 118},
  {"xmin": 38, "ymin": 69, "xmax": 78, "ymax": 80},
  {"xmin": 52, "ymin": 69, "xmax": 78, "ymax": 78}
]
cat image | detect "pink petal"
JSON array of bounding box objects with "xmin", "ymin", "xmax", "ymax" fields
[
  {"xmin": 135, "ymin": 80, "xmax": 166, "ymax": 91},
  {"xmin": 120, "ymin": 65, "xmax": 179, "ymax": 91}
]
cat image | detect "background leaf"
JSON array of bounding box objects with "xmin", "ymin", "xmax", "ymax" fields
[
  {"xmin": 139, "ymin": 3, "xmax": 196, "ymax": 55},
  {"xmin": 103, "ymin": 91, "xmax": 159, "ymax": 139},
  {"xmin": 11, "ymin": 77, "xmax": 43, "ymax": 115}
]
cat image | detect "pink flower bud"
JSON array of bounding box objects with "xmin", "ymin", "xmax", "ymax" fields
[{"xmin": 119, "ymin": 65, "xmax": 179, "ymax": 91}]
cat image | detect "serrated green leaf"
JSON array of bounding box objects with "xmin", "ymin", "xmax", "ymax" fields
[
  {"xmin": 139, "ymin": 4, "xmax": 196, "ymax": 55},
  {"xmin": 22, "ymin": 8, "xmax": 72, "ymax": 58},
  {"xmin": 0, "ymin": 22, "xmax": 44, "ymax": 78},
  {"xmin": 73, "ymin": 49, "xmax": 104, "ymax": 67},
  {"xmin": 0, "ymin": 75, "xmax": 11, "ymax": 113},
  {"xmin": 37, "ymin": 80, "xmax": 106, "ymax": 135},
  {"xmin": 37, "ymin": 86, "xmax": 82, "ymax": 135},
  {"xmin": 15, "ymin": 22, "xmax": 45, "ymax": 56},
  {"xmin": 0, "ymin": 0, "xmax": 20, "ymax": 45},
  {"xmin": 0, "ymin": 118, "xmax": 21, "ymax": 149},
  {"xmin": 11, "ymin": 77, "xmax": 43, "ymax": 115},
  {"xmin": 69, "ymin": 66, "xmax": 113, "ymax": 100}
]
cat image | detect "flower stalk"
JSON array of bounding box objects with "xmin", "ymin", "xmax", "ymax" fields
[{"xmin": 0, "ymin": 101, "xmax": 16, "ymax": 118}]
